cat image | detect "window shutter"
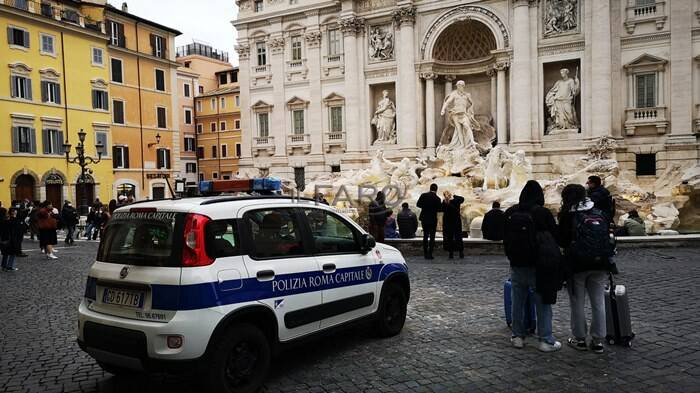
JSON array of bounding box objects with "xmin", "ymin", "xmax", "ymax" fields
[
  {"xmin": 150, "ymin": 34, "xmax": 156, "ymax": 56},
  {"xmin": 165, "ymin": 149, "xmax": 171, "ymax": 169},
  {"xmin": 117, "ymin": 24, "xmax": 125, "ymax": 47},
  {"xmin": 11, "ymin": 127, "xmax": 19, "ymax": 153},
  {"xmin": 25, "ymin": 78, "xmax": 32, "ymax": 100},
  {"xmin": 162, "ymin": 36, "xmax": 167, "ymax": 59},
  {"xmin": 10, "ymin": 76, "xmax": 17, "ymax": 98},
  {"xmin": 42, "ymin": 129, "xmax": 50, "ymax": 154},
  {"xmin": 55, "ymin": 84, "xmax": 61, "ymax": 104},
  {"xmin": 156, "ymin": 149, "xmax": 163, "ymax": 169},
  {"xmin": 23, "ymin": 30, "xmax": 29, "ymax": 47},
  {"xmin": 112, "ymin": 146, "xmax": 118, "ymax": 168},
  {"xmin": 106, "ymin": 21, "xmax": 112, "ymax": 40},
  {"xmin": 29, "ymin": 128, "xmax": 37, "ymax": 154},
  {"xmin": 124, "ymin": 147, "xmax": 130, "ymax": 168},
  {"xmin": 57, "ymin": 131, "xmax": 64, "ymax": 154},
  {"xmin": 41, "ymin": 81, "xmax": 48, "ymax": 102},
  {"xmin": 104, "ymin": 92, "xmax": 109, "ymax": 110},
  {"xmin": 7, "ymin": 27, "xmax": 12, "ymax": 44}
]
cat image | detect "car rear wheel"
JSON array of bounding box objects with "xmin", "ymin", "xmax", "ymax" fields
[
  {"xmin": 205, "ymin": 323, "xmax": 271, "ymax": 393},
  {"xmin": 375, "ymin": 282, "xmax": 407, "ymax": 337}
]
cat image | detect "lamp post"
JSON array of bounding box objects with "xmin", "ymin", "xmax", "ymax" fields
[{"xmin": 63, "ymin": 129, "xmax": 104, "ymax": 215}]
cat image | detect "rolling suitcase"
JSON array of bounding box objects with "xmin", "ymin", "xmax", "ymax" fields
[
  {"xmin": 503, "ymin": 279, "xmax": 536, "ymax": 333},
  {"xmin": 604, "ymin": 273, "xmax": 635, "ymax": 347}
]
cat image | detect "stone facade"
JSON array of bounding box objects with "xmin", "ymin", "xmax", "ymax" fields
[{"xmin": 233, "ymin": 0, "xmax": 700, "ymax": 187}]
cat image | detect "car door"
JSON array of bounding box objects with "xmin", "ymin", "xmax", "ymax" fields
[
  {"xmin": 302, "ymin": 207, "xmax": 380, "ymax": 330},
  {"xmin": 239, "ymin": 207, "xmax": 323, "ymax": 341}
]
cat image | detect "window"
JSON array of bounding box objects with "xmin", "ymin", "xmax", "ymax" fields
[
  {"xmin": 243, "ymin": 208, "xmax": 306, "ymax": 259},
  {"xmin": 210, "ymin": 122, "xmax": 217, "ymax": 132},
  {"xmin": 41, "ymin": 81, "xmax": 61, "ymax": 104},
  {"xmin": 231, "ymin": 70, "xmax": 238, "ymax": 83},
  {"xmin": 40, "ymin": 34, "xmax": 55, "ymax": 55},
  {"xmin": 110, "ymin": 58, "xmax": 123, "ymax": 83},
  {"xmin": 213, "ymin": 172, "xmax": 219, "ymax": 179},
  {"xmin": 199, "ymin": 173, "xmax": 205, "ymax": 182},
  {"xmin": 156, "ymin": 148, "xmax": 171, "ymax": 169},
  {"xmin": 291, "ymin": 36, "xmax": 302, "ymax": 61},
  {"xmin": 42, "ymin": 129, "xmax": 64, "ymax": 155},
  {"xmin": 92, "ymin": 90, "xmax": 109, "ymax": 110},
  {"xmin": 256, "ymin": 42, "xmax": 267, "ymax": 66},
  {"xmin": 184, "ymin": 108, "xmax": 192, "ymax": 124},
  {"xmin": 92, "ymin": 47, "xmax": 103, "ymax": 65},
  {"xmin": 220, "ymin": 97, "xmax": 226, "ymax": 108},
  {"xmin": 636, "ymin": 154, "xmax": 656, "ymax": 176},
  {"xmin": 155, "ymin": 69, "xmax": 165, "ymax": 91},
  {"xmin": 223, "ymin": 174, "xmax": 231, "ymax": 180},
  {"xmin": 107, "ymin": 21, "xmax": 125, "ymax": 48},
  {"xmin": 156, "ymin": 107, "xmax": 167, "ymax": 128},
  {"xmin": 221, "ymin": 144, "xmax": 228, "ymax": 157},
  {"xmin": 235, "ymin": 95, "xmax": 240, "ymax": 106},
  {"xmin": 185, "ymin": 162, "xmax": 197, "ymax": 173},
  {"xmin": 10, "ymin": 76, "xmax": 32, "ymax": 100},
  {"xmin": 199, "ymin": 86, "xmax": 204, "ymax": 94},
  {"xmin": 184, "ymin": 61, "xmax": 191, "ymax": 68},
  {"xmin": 258, "ymin": 113, "xmax": 269, "ymax": 137},
  {"xmin": 184, "ymin": 137, "xmax": 195, "ymax": 151},
  {"xmin": 196, "ymin": 101, "xmax": 202, "ymax": 112},
  {"xmin": 116, "ymin": 184, "xmax": 136, "ymax": 198},
  {"xmin": 219, "ymin": 73, "xmax": 227, "ymax": 85},
  {"xmin": 330, "ymin": 106, "xmax": 343, "ymax": 132},
  {"xmin": 220, "ymin": 121, "xmax": 226, "ymax": 131},
  {"xmin": 184, "ymin": 83, "xmax": 190, "ymax": 97},
  {"xmin": 304, "ymin": 209, "xmax": 360, "ymax": 254},
  {"xmin": 211, "ymin": 145, "xmax": 218, "ymax": 158},
  {"xmin": 8, "ymin": 27, "xmax": 29, "ymax": 48},
  {"xmin": 635, "ymin": 0, "xmax": 655, "ymax": 6},
  {"xmin": 151, "ymin": 34, "xmax": 166, "ymax": 59},
  {"xmin": 331, "ymin": 165, "xmax": 341, "ymax": 173},
  {"xmin": 292, "ymin": 110, "xmax": 304, "ymax": 134},
  {"xmin": 12, "ymin": 126, "xmax": 36, "ymax": 154},
  {"xmin": 211, "ymin": 98, "xmax": 216, "ymax": 110},
  {"xmin": 196, "ymin": 146, "xmax": 204, "ymax": 159},
  {"xmin": 636, "ymin": 73, "xmax": 656, "ymax": 108},
  {"xmin": 294, "ymin": 167, "xmax": 305, "ymax": 191},
  {"xmin": 113, "ymin": 100, "xmax": 125, "ymax": 124},
  {"xmin": 234, "ymin": 119, "xmax": 241, "ymax": 129},
  {"xmin": 254, "ymin": 0, "xmax": 263, "ymax": 12},
  {"xmin": 235, "ymin": 143, "xmax": 241, "ymax": 157},
  {"xmin": 112, "ymin": 146, "xmax": 129, "ymax": 168},
  {"xmin": 328, "ymin": 28, "xmax": 342, "ymax": 56},
  {"xmin": 95, "ymin": 132, "xmax": 108, "ymax": 156},
  {"xmin": 196, "ymin": 124, "xmax": 203, "ymax": 134}
]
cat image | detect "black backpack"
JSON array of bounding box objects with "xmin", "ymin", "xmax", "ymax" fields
[
  {"xmin": 570, "ymin": 208, "xmax": 616, "ymax": 266},
  {"xmin": 504, "ymin": 207, "xmax": 537, "ymax": 265}
]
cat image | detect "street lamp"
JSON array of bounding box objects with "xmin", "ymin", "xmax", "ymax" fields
[
  {"xmin": 64, "ymin": 129, "xmax": 103, "ymax": 215},
  {"xmin": 148, "ymin": 133, "xmax": 162, "ymax": 148}
]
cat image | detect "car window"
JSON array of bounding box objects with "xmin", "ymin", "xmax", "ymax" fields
[
  {"xmin": 206, "ymin": 219, "xmax": 239, "ymax": 258},
  {"xmin": 304, "ymin": 209, "xmax": 360, "ymax": 254},
  {"xmin": 243, "ymin": 208, "xmax": 305, "ymax": 259}
]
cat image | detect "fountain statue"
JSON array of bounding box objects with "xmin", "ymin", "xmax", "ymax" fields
[{"xmin": 371, "ymin": 90, "xmax": 397, "ymax": 145}]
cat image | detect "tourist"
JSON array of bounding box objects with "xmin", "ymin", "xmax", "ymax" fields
[
  {"xmin": 314, "ymin": 192, "xmax": 329, "ymax": 205},
  {"xmin": 108, "ymin": 199, "xmax": 118, "ymax": 215},
  {"xmin": 442, "ymin": 190, "xmax": 465, "ymax": 259},
  {"xmin": 397, "ymin": 203, "xmax": 418, "ymax": 239},
  {"xmin": 28, "ymin": 202, "xmax": 41, "ymax": 241},
  {"xmin": 482, "ymin": 201, "xmax": 506, "ymax": 241},
  {"xmin": 15, "ymin": 200, "xmax": 29, "ymax": 257},
  {"xmin": 417, "ymin": 183, "xmax": 442, "ymax": 260},
  {"xmin": 37, "ymin": 201, "xmax": 59, "ymax": 259},
  {"xmin": 61, "ymin": 201, "xmax": 79, "ymax": 245},
  {"xmin": 618, "ymin": 210, "xmax": 646, "ymax": 237},
  {"xmin": 384, "ymin": 211, "xmax": 400, "ymax": 239},
  {"xmin": 504, "ymin": 180, "xmax": 561, "ymax": 352},
  {"xmin": 1, "ymin": 208, "xmax": 22, "ymax": 271},
  {"xmin": 117, "ymin": 195, "xmax": 128, "ymax": 206},
  {"xmin": 99, "ymin": 206, "xmax": 112, "ymax": 239},
  {"xmin": 368, "ymin": 192, "xmax": 389, "ymax": 243},
  {"xmin": 586, "ymin": 175, "xmax": 615, "ymax": 221}
]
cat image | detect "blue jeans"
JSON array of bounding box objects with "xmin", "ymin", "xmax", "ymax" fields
[
  {"xmin": 511, "ymin": 267, "xmax": 556, "ymax": 344},
  {"xmin": 2, "ymin": 254, "xmax": 16, "ymax": 269}
]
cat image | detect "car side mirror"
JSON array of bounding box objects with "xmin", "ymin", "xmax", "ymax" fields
[{"xmin": 360, "ymin": 233, "xmax": 376, "ymax": 254}]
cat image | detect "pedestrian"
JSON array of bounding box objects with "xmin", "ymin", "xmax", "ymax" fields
[
  {"xmin": 117, "ymin": 194, "xmax": 128, "ymax": 206},
  {"xmin": 37, "ymin": 201, "xmax": 59, "ymax": 259},
  {"xmin": 558, "ymin": 183, "xmax": 613, "ymax": 354},
  {"xmin": 15, "ymin": 200, "xmax": 29, "ymax": 257},
  {"xmin": 108, "ymin": 199, "xmax": 118, "ymax": 215},
  {"xmin": 28, "ymin": 202, "xmax": 40, "ymax": 241},
  {"xmin": 314, "ymin": 193, "xmax": 330, "ymax": 205},
  {"xmin": 504, "ymin": 180, "xmax": 562, "ymax": 352},
  {"xmin": 384, "ymin": 210, "xmax": 400, "ymax": 239},
  {"xmin": 618, "ymin": 210, "xmax": 646, "ymax": 237},
  {"xmin": 417, "ymin": 183, "xmax": 442, "ymax": 260},
  {"xmin": 85, "ymin": 207, "xmax": 96, "ymax": 239},
  {"xmin": 397, "ymin": 202, "xmax": 418, "ymax": 239},
  {"xmin": 586, "ymin": 175, "xmax": 615, "ymax": 221},
  {"xmin": 61, "ymin": 201, "xmax": 79, "ymax": 245},
  {"xmin": 442, "ymin": 190, "xmax": 465, "ymax": 259},
  {"xmin": 368, "ymin": 192, "xmax": 389, "ymax": 243},
  {"xmin": 99, "ymin": 206, "xmax": 111, "ymax": 239},
  {"xmin": 481, "ymin": 201, "xmax": 506, "ymax": 241},
  {"xmin": 1, "ymin": 208, "xmax": 22, "ymax": 271}
]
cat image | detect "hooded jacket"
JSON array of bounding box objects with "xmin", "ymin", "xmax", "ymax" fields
[
  {"xmin": 588, "ymin": 185, "xmax": 614, "ymax": 221},
  {"xmin": 623, "ymin": 216, "xmax": 646, "ymax": 236}
]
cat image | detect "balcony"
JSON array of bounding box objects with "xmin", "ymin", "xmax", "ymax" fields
[
  {"xmin": 323, "ymin": 54, "xmax": 345, "ymax": 78},
  {"xmin": 176, "ymin": 43, "xmax": 229, "ymax": 62},
  {"xmin": 1, "ymin": 0, "xmax": 104, "ymax": 33},
  {"xmin": 323, "ymin": 131, "xmax": 346, "ymax": 153},
  {"xmin": 624, "ymin": 107, "xmax": 668, "ymax": 135},
  {"xmin": 285, "ymin": 59, "xmax": 308, "ymax": 82},
  {"xmin": 252, "ymin": 136, "xmax": 275, "ymax": 157},
  {"xmin": 252, "ymin": 64, "xmax": 270, "ymax": 74},
  {"xmin": 287, "ymin": 133, "xmax": 311, "ymax": 155},
  {"xmin": 625, "ymin": 1, "xmax": 666, "ymax": 34}
]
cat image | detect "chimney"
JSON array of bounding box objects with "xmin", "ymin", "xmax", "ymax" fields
[{"xmin": 121, "ymin": 2, "xmax": 128, "ymax": 12}]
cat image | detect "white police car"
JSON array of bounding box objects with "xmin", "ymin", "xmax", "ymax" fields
[{"xmin": 77, "ymin": 195, "xmax": 410, "ymax": 393}]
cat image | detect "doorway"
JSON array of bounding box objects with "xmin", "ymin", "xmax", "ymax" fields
[
  {"xmin": 46, "ymin": 184, "xmax": 62, "ymax": 208},
  {"xmin": 15, "ymin": 174, "xmax": 35, "ymax": 202},
  {"xmin": 152, "ymin": 185, "xmax": 165, "ymax": 200},
  {"xmin": 76, "ymin": 176, "xmax": 95, "ymax": 214}
]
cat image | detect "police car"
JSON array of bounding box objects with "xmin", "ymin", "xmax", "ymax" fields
[{"xmin": 77, "ymin": 188, "xmax": 410, "ymax": 393}]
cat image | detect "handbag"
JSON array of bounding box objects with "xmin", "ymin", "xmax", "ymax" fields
[{"xmin": 38, "ymin": 217, "xmax": 58, "ymax": 231}]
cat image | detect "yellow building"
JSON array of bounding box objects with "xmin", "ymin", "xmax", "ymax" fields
[
  {"xmin": 1, "ymin": 0, "xmax": 113, "ymax": 209},
  {"xmin": 194, "ymin": 67, "xmax": 241, "ymax": 181},
  {"xmin": 105, "ymin": 3, "xmax": 180, "ymax": 200}
]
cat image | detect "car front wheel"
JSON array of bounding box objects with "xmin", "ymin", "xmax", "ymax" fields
[{"xmin": 375, "ymin": 282, "xmax": 407, "ymax": 337}]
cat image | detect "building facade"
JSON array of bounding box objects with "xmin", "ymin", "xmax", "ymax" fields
[
  {"xmin": 176, "ymin": 65, "xmax": 199, "ymax": 195},
  {"xmin": 0, "ymin": 0, "xmax": 113, "ymax": 208},
  {"xmin": 234, "ymin": 0, "xmax": 699, "ymax": 187}
]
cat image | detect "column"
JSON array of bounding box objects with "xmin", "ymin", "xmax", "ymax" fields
[
  {"xmin": 444, "ymin": 75, "xmax": 455, "ymax": 96},
  {"xmin": 269, "ymin": 33, "xmax": 286, "ymax": 157},
  {"xmin": 394, "ymin": 6, "xmax": 418, "ymax": 152},
  {"xmin": 422, "ymin": 72, "xmax": 437, "ymax": 152},
  {"xmin": 487, "ymin": 68, "xmax": 497, "ymax": 125},
  {"xmin": 591, "ymin": 0, "xmax": 612, "ymax": 137},
  {"xmin": 340, "ymin": 17, "xmax": 363, "ymax": 153},
  {"xmin": 495, "ymin": 60, "xmax": 509, "ymax": 146},
  {"xmin": 235, "ymin": 42, "xmax": 253, "ymax": 167},
  {"xmin": 510, "ymin": 0, "xmax": 532, "ymax": 145},
  {"xmin": 304, "ymin": 17, "xmax": 323, "ymax": 156},
  {"xmin": 668, "ymin": 0, "xmax": 694, "ymax": 141}
]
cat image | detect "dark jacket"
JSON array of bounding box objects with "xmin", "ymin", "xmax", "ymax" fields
[
  {"xmin": 61, "ymin": 204, "xmax": 79, "ymax": 226},
  {"xmin": 416, "ymin": 191, "xmax": 442, "ymax": 226},
  {"xmin": 442, "ymin": 196, "xmax": 464, "ymax": 234},
  {"xmin": 1, "ymin": 217, "xmax": 23, "ymax": 255},
  {"xmin": 384, "ymin": 217, "xmax": 400, "ymax": 239},
  {"xmin": 558, "ymin": 198, "xmax": 611, "ymax": 274},
  {"xmin": 397, "ymin": 208, "xmax": 418, "ymax": 238},
  {"xmin": 588, "ymin": 185, "xmax": 614, "ymax": 221},
  {"xmin": 481, "ymin": 208, "xmax": 505, "ymax": 241},
  {"xmin": 368, "ymin": 198, "xmax": 389, "ymax": 226}
]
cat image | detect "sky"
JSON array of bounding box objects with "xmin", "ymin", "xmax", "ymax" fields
[{"xmin": 109, "ymin": 0, "xmax": 240, "ymax": 64}]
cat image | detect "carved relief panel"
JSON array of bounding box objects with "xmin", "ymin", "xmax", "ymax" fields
[
  {"xmin": 368, "ymin": 24, "xmax": 394, "ymax": 62},
  {"xmin": 543, "ymin": 0, "xmax": 580, "ymax": 37}
]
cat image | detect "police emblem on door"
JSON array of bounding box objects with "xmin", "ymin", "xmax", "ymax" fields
[{"xmin": 366, "ymin": 266, "xmax": 373, "ymax": 281}]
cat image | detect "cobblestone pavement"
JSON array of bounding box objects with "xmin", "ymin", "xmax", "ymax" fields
[{"xmin": 1, "ymin": 240, "xmax": 699, "ymax": 393}]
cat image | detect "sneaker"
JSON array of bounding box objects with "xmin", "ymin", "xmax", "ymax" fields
[
  {"xmin": 538, "ymin": 341, "xmax": 562, "ymax": 352},
  {"xmin": 567, "ymin": 337, "xmax": 588, "ymax": 351},
  {"xmin": 589, "ymin": 341, "xmax": 604, "ymax": 354},
  {"xmin": 511, "ymin": 336, "xmax": 525, "ymax": 349},
  {"xmin": 6, "ymin": 267, "xmax": 18, "ymax": 272},
  {"xmin": 47, "ymin": 254, "xmax": 58, "ymax": 260}
]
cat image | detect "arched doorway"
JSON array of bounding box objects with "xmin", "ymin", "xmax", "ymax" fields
[
  {"xmin": 15, "ymin": 174, "xmax": 36, "ymax": 202},
  {"xmin": 116, "ymin": 183, "xmax": 136, "ymax": 199},
  {"xmin": 44, "ymin": 173, "xmax": 64, "ymax": 208},
  {"xmin": 75, "ymin": 174, "xmax": 95, "ymax": 214}
]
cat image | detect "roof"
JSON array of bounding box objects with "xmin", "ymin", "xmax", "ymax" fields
[
  {"xmin": 215, "ymin": 67, "xmax": 239, "ymax": 75},
  {"xmin": 198, "ymin": 86, "xmax": 240, "ymax": 98},
  {"xmin": 105, "ymin": 4, "xmax": 181, "ymax": 35}
]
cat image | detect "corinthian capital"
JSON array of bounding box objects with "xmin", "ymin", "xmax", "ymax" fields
[
  {"xmin": 235, "ymin": 43, "xmax": 250, "ymax": 60},
  {"xmin": 420, "ymin": 72, "xmax": 437, "ymax": 80},
  {"xmin": 513, "ymin": 0, "xmax": 537, "ymax": 8},
  {"xmin": 340, "ymin": 17, "xmax": 365, "ymax": 36},
  {"xmin": 494, "ymin": 60, "xmax": 510, "ymax": 71},
  {"xmin": 305, "ymin": 30, "xmax": 322, "ymax": 48},
  {"xmin": 269, "ymin": 37, "xmax": 285, "ymax": 54},
  {"xmin": 392, "ymin": 6, "xmax": 416, "ymax": 26}
]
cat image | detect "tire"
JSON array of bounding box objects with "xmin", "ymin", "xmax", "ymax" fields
[
  {"xmin": 375, "ymin": 282, "xmax": 408, "ymax": 338},
  {"xmin": 205, "ymin": 323, "xmax": 271, "ymax": 393},
  {"xmin": 97, "ymin": 361, "xmax": 138, "ymax": 377}
]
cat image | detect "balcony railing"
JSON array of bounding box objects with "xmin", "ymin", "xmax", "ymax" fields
[
  {"xmin": 323, "ymin": 132, "xmax": 346, "ymax": 152},
  {"xmin": 252, "ymin": 64, "xmax": 271, "ymax": 74},
  {"xmin": 287, "ymin": 59, "xmax": 305, "ymax": 69},
  {"xmin": 624, "ymin": 106, "xmax": 668, "ymax": 135},
  {"xmin": 287, "ymin": 134, "xmax": 311, "ymax": 154},
  {"xmin": 252, "ymin": 136, "xmax": 275, "ymax": 157},
  {"xmin": 176, "ymin": 43, "xmax": 229, "ymax": 62},
  {"xmin": 324, "ymin": 54, "xmax": 344, "ymax": 64},
  {"xmin": 625, "ymin": 1, "xmax": 666, "ymax": 34},
  {"xmin": 1, "ymin": 0, "xmax": 104, "ymax": 33},
  {"xmin": 254, "ymin": 136, "xmax": 274, "ymax": 146}
]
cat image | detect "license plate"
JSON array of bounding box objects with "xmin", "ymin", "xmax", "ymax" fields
[{"xmin": 102, "ymin": 288, "xmax": 145, "ymax": 308}]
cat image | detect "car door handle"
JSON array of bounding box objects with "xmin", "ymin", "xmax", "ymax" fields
[
  {"xmin": 256, "ymin": 270, "xmax": 275, "ymax": 281},
  {"xmin": 322, "ymin": 263, "xmax": 336, "ymax": 273}
]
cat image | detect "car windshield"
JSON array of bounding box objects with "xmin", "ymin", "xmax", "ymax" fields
[{"xmin": 97, "ymin": 211, "xmax": 184, "ymax": 267}]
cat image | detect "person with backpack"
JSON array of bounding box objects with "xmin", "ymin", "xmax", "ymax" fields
[
  {"xmin": 37, "ymin": 201, "xmax": 59, "ymax": 259},
  {"xmin": 558, "ymin": 184, "xmax": 615, "ymax": 354},
  {"xmin": 503, "ymin": 180, "xmax": 562, "ymax": 352},
  {"xmin": 586, "ymin": 176, "xmax": 615, "ymax": 221},
  {"xmin": 417, "ymin": 184, "xmax": 443, "ymax": 260},
  {"xmin": 442, "ymin": 190, "xmax": 465, "ymax": 259},
  {"xmin": 61, "ymin": 201, "xmax": 79, "ymax": 245},
  {"xmin": 396, "ymin": 203, "xmax": 418, "ymax": 239}
]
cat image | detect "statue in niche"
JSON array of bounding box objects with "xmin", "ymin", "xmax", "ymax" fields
[
  {"xmin": 544, "ymin": 0, "xmax": 578, "ymax": 36},
  {"xmin": 439, "ymin": 80, "xmax": 481, "ymax": 151},
  {"xmin": 371, "ymin": 90, "xmax": 397, "ymax": 145},
  {"xmin": 369, "ymin": 26, "xmax": 394, "ymax": 61},
  {"xmin": 545, "ymin": 68, "xmax": 580, "ymax": 133}
]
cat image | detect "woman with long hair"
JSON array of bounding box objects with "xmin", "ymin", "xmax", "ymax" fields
[{"xmin": 37, "ymin": 201, "xmax": 59, "ymax": 259}]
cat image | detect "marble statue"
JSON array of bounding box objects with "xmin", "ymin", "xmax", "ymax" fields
[
  {"xmin": 482, "ymin": 146, "xmax": 509, "ymax": 190},
  {"xmin": 369, "ymin": 26, "xmax": 394, "ymax": 61},
  {"xmin": 439, "ymin": 80, "xmax": 480, "ymax": 150},
  {"xmin": 372, "ymin": 90, "xmax": 397, "ymax": 145},
  {"xmin": 544, "ymin": 0, "xmax": 578, "ymax": 36},
  {"xmin": 545, "ymin": 68, "xmax": 580, "ymax": 133}
]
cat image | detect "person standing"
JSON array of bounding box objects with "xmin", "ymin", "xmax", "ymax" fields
[
  {"xmin": 37, "ymin": 201, "xmax": 58, "ymax": 259},
  {"xmin": 504, "ymin": 180, "xmax": 562, "ymax": 352},
  {"xmin": 108, "ymin": 199, "xmax": 118, "ymax": 215},
  {"xmin": 417, "ymin": 184, "xmax": 443, "ymax": 260},
  {"xmin": 586, "ymin": 176, "xmax": 614, "ymax": 221},
  {"xmin": 61, "ymin": 201, "xmax": 79, "ymax": 245},
  {"xmin": 1, "ymin": 208, "xmax": 22, "ymax": 271},
  {"xmin": 482, "ymin": 201, "xmax": 506, "ymax": 241},
  {"xmin": 397, "ymin": 203, "xmax": 418, "ymax": 239},
  {"xmin": 99, "ymin": 206, "xmax": 111, "ymax": 240},
  {"xmin": 368, "ymin": 192, "xmax": 389, "ymax": 243},
  {"xmin": 442, "ymin": 191, "xmax": 465, "ymax": 259},
  {"xmin": 15, "ymin": 200, "xmax": 29, "ymax": 257}
]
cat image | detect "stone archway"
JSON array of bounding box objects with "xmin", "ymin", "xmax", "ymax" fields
[
  {"xmin": 10, "ymin": 169, "xmax": 40, "ymax": 203},
  {"xmin": 432, "ymin": 20, "xmax": 497, "ymax": 63}
]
